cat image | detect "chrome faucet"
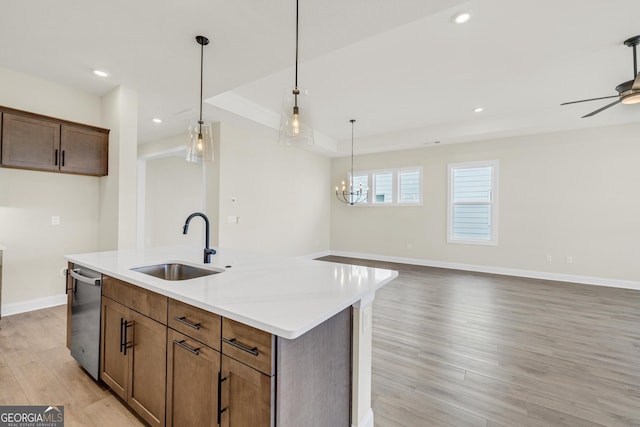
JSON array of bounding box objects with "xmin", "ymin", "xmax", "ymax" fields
[{"xmin": 183, "ymin": 212, "xmax": 216, "ymax": 263}]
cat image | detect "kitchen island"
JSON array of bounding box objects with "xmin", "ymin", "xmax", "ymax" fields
[{"xmin": 66, "ymin": 246, "xmax": 397, "ymax": 427}]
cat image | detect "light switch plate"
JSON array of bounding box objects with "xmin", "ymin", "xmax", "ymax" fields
[{"xmin": 51, "ymin": 215, "xmax": 61, "ymax": 226}]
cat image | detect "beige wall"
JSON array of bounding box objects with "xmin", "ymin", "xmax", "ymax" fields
[
  {"xmin": 144, "ymin": 155, "xmax": 206, "ymax": 248},
  {"xmin": 139, "ymin": 129, "xmax": 221, "ymax": 249},
  {"xmin": 141, "ymin": 122, "xmax": 330, "ymax": 257},
  {"xmin": 99, "ymin": 86, "xmax": 138, "ymax": 251},
  {"xmin": 218, "ymin": 122, "xmax": 331, "ymax": 256},
  {"xmin": 331, "ymin": 122, "xmax": 640, "ymax": 283},
  {"xmin": 0, "ymin": 67, "xmax": 103, "ymax": 309}
]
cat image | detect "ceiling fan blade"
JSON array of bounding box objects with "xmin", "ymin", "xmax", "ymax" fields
[
  {"xmin": 633, "ymin": 73, "xmax": 640, "ymax": 90},
  {"xmin": 561, "ymin": 95, "xmax": 619, "ymax": 106},
  {"xmin": 581, "ymin": 99, "xmax": 622, "ymax": 118}
]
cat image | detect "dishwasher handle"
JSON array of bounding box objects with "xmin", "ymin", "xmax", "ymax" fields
[{"xmin": 70, "ymin": 269, "xmax": 102, "ymax": 286}]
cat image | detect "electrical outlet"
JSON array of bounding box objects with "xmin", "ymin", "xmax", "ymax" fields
[
  {"xmin": 546, "ymin": 254, "xmax": 553, "ymax": 262},
  {"xmin": 51, "ymin": 215, "xmax": 60, "ymax": 226}
]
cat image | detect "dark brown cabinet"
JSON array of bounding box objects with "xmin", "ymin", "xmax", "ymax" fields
[
  {"xmin": 100, "ymin": 277, "xmax": 167, "ymax": 427},
  {"xmin": 1, "ymin": 113, "xmax": 60, "ymax": 172},
  {"xmin": 60, "ymin": 124, "xmax": 108, "ymax": 175},
  {"xmin": 219, "ymin": 318, "xmax": 275, "ymax": 427},
  {"xmin": 0, "ymin": 107, "xmax": 108, "ymax": 176},
  {"xmin": 166, "ymin": 329, "xmax": 220, "ymax": 427},
  {"xmin": 166, "ymin": 299, "xmax": 222, "ymax": 427}
]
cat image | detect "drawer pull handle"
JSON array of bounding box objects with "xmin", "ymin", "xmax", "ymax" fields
[
  {"xmin": 173, "ymin": 316, "xmax": 201, "ymax": 330},
  {"xmin": 174, "ymin": 339, "xmax": 200, "ymax": 356},
  {"xmin": 222, "ymin": 338, "xmax": 259, "ymax": 356}
]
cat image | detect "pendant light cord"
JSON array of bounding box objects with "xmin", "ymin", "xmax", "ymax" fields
[
  {"xmin": 199, "ymin": 40, "xmax": 204, "ymax": 127},
  {"xmin": 350, "ymin": 119, "xmax": 355, "ymax": 184},
  {"xmin": 295, "ymin": 0, "xmax": 299, "ymax": 89}
]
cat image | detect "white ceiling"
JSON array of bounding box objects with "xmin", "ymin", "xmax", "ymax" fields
[{"xmin": 1, "ymin": 0, "xmax": 639, "ymax": 156}]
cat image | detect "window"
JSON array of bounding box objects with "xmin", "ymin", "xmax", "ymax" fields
[
  {"xmin": 399, "ymin": 169, "xmax": 421, "ymax": 203},
  {"xmin": 448, "ymin": 161, "xmax": 498, "ymax": 245},
  {"xmin": 346, "ymin": 167, "xmax": 422, "ymax": 206},
  {"xmin": 373, "ymin": 172, "xmax": 393, "ymax": 204}
]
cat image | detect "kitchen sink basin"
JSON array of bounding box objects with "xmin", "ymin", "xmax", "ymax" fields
[{"xmin": 131, "ymin": 263, "xmax": 222, "ymax": 281}]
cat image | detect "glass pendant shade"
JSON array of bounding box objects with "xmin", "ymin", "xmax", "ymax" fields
[
  {"xmin": 279, "ymin": 0, "xmax": 314, "ymax": 147},
  {"xmin": 187, "ymin": 120, "xmax": 214, "ymax": 162},
  {"xmin": 187, "ymin": 35, "xmax": 214, "ymax": 163},
  {"xmin": 279, "ymin": 87, "xmax": 314, "ymax": 147}
]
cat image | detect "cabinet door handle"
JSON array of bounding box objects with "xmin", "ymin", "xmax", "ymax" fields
[
  {"xmin": 217, "ymin": 371, "xmax": 227, "ymax": 425},
  {"xmin": 61, "ymin": 150, "xmax": 65, "ymax": 167},
  {"xmin": 173, "ymin": 316, "xmax": 201, "ymax": 330},
  {"xmin": 119, "ymin": 318, "xmax": 125, "ymax": 353},
  {"xmin": 121, "ymin": 319, "xmax": 133, "ymax": 355},
  {"xmin": 221, "ymin": 338, "xmax": 259, "ymax": 356},
  {"xmin": 54, "ymin": 149, "xmax": 59, "ymax": 166},
  {"xmin": 173, "ymin": 339, "xmax": 200, "ymax": 356}
]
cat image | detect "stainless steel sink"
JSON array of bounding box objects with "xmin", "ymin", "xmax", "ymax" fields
[{"xmin": 131, "ymin": 263, "xmax": 222, "ymax": 281}]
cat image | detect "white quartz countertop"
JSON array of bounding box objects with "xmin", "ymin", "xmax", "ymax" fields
[{"xmin": 65, "ymin": 246, "xmax": 398, "ymax": 339}]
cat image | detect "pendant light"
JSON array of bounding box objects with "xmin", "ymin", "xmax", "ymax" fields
[
  {"xmin": 278, "ymin": 0, "xmax": 314, "ymax": 147},
  {"xmin": 187, "ymin": 35, "xmax": 215, "ymax": 163},
  {"xmin": 336, "ymin": 119, "xmax": 368, "ymax": 205}
]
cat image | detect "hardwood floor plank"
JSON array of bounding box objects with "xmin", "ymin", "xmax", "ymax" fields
[
  {"xmin": 82, "ymin": 395, "xmax": 145, "ymax": 427},
  {"xmin": 0, "ymin": 309, "xmax": 140, "ymax": 427},
  {"xmin": 320, "ymin": 256, "xmax": 640, "ymax": 427}
]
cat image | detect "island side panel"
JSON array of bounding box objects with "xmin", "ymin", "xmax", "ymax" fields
[
  {"xmin": 276, "ymin": 307, "xmax": 351, "ymax": 427},
  {"xmin": 352, "ymin": 294, "xmax": 375, "ymax": 427}
]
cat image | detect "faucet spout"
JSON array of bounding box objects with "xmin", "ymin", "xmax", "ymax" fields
[{"xmin": 183, "ymin": 212, "xmax": 216, "ymax": 263}]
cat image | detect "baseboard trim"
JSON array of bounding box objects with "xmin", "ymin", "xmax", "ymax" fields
[
  {"xmin": 299, "ymin": 250, "xmax": 332, "ymax": 260},
  {"xmin": 329, "ymin": 251, "xmax": 640, "ymax": 291},
  {"xmin": 1, "ymin": 294, "xmax": 67, "ymax": 317}
]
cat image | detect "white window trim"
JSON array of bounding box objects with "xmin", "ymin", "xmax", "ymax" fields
[
  {"xmin": 447, "ymin": 160, "xmax": 499, "ymax": 245},
  {"xmin": 348, "ymin": 167, "xmax": 423, "ymax": 207}
]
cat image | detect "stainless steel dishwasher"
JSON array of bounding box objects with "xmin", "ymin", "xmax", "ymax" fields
[{"xmin": 67, "ymin": 264, "xmax": 102, "ymax": 380}]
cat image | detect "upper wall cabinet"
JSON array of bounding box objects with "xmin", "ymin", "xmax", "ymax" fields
[{"xmin": 0, "ymin": 107, "xmax": 109, "ymax": 176}]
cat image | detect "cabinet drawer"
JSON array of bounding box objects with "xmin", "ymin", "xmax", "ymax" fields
[
  {"xmin": 222, "ymin": 318, "xmax": 274, "ymax": 375},
  {"xmin": 168, "ymin": 299, "xmax": 221, "ymax": 350},
  {"xmin": 102, "ymin": 275, "xmax": 167, "ymax": 324}
]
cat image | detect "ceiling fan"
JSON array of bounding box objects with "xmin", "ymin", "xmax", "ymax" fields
[{"xmin": 561, "ymin": 35, "xmax": 640, "ymax": 118}]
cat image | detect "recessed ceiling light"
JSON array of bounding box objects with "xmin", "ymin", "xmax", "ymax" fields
[
  {"xmin": 473, "ymin": 107, "xmax": 484, "ymax": 113},
  {"xmin": 152, "ymin": 118, "xmax": 163, "ymax": 123},
  {"xmin": 92, "ymin": 69, "xmax": 109, "ymax": 77},
  {"xmin": 452, "ymin": 12, "xmax": 471, "ymax": 24}
]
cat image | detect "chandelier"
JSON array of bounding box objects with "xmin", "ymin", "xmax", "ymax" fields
[{"xmin": 335, "ymin": 119, "xmax": 367, "ymax": 205}]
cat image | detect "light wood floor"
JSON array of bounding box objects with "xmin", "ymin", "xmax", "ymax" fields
[
  {"xmin": 0, "ymin": 305, "xmax": 143, "ymax": 426},
  {"xmin": 321, "ymin": 256, "xmax": 640, "ymax": 427},
  {"xmin": 1, "ymin": 260, "xmax": 639, "ymax": 426}
]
